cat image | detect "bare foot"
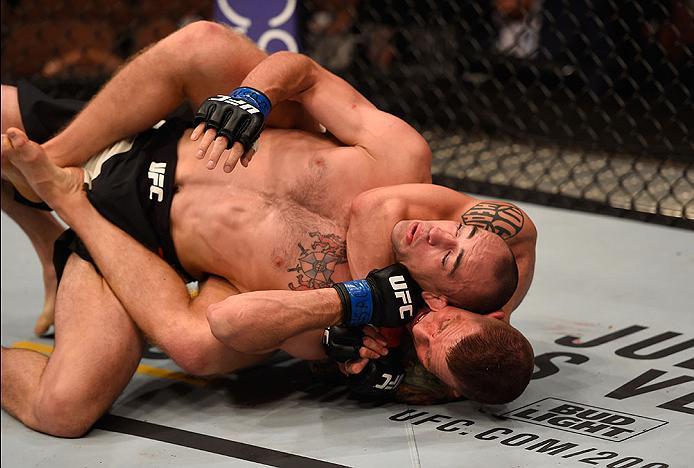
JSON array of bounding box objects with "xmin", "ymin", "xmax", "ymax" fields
[
  {"xmin": 1, "ymin": 135, "xmax": 42, "ymax": 203},
  {"xmin": 0, "ymin": 180, "xmax": 62, "ymax": 336},
  {"xmin": 34, "ymin": 302, "xmax": 56, "ymax": 336},
  {"xmin": 4, "ymin": 128, "xmax": 85, "ymax": 216}
]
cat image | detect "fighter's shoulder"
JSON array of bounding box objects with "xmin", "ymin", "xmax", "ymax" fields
[{"xmin": 461, "ymin": 198, "xmax": 537, "ymax": 244}]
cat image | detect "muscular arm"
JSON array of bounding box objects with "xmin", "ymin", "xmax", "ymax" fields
[
  {"xmin": 347, "ymin": 184, "xmax": 475, "ymax": 277},
  {"xmin": 42, "ymin": 22, "xmax": 312, "ymax": 167},
  {"xmin": 52, "ymin": 193, "xmax": 233, "ymax": 358},
  {"xmin": 500, "ymin": 219, "xmax": 536, "ymax": 317},
  {"xmin": 346, "ymin": 184, "xmax": 537, "ymax": 317},
  {"xmin": 459, "ymin": 200, "xmax": 537, "ymax": 318},
  {"xmin": 206, "ymin": 289, "xmax": 342, "ymax": 355},
  {"xmin": 54, "ymin": 192, "xmax": 338, "ymax": 361},
  {"xmin": 241, "ymin": 52, "xmax": 431, "ymax": 180}
]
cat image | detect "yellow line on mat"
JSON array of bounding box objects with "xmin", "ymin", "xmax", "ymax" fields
[{"xmin": 10, "ymin": 341, "xmax": 207, "ymax": 386}]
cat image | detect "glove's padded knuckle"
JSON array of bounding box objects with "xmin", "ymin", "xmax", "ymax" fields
[
  {"xmin": 348, "ymin": 355, "xmax": 405, "ymax": 399},
  {"xmin": 324, "ymin": 326, "xmax": 364, "ymax": 362}
]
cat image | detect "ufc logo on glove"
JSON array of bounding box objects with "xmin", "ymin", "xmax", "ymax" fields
[
  {"xmin": 334, "ymin": 263, "xmax": 422, "ymax": 327},
  {"xmin": 374, "ymin": 372, "xmax": 405, "ymax": 391},
  {"xmin": 209, "ymin": 95, "xmax": 261, "ymax": 114},
  {"xmin": 389, "ymin": 276, "xmax": 414, "ymax": 320}
]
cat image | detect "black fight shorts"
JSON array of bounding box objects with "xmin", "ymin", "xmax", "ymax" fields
[{"xmin": 16, "ymin": 80, "xmax": 193, "ymax": 281}]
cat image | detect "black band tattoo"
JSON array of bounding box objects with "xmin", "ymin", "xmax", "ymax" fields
[
  {"xmin": 288, "ymin": 232, "xmax": 347, "ymax": 290},
  {"xmin": 462, "ymin": 202, "xmax": 524, "ymax": 240}
]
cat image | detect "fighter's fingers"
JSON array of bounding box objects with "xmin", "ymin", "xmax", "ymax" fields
[
  {"xmin": 359, "ymin": 346, "xmax": 382, "ymax": 360},
  {"xmin": 196, "ymin": 128, "xmax": 218, "ymax": 159},
  {"xmin": 206, "ymin": 136, "xmax": 229, "ymax": 170},
  {"xmin": 344, "ymin": 358, "xmax": 370, "ymax": 375},
  {"xmin": 240, "ymin": 146, "xmax": 256, "ymax": 168},
  {"xmin": 361, "ymin": 336, "xmax": 388, "ymax": 356},
  {"xmin": 223, "ymin": 142, "xmax": 244, "ymax": 173},
  {"xmin": 362, "ymin": 326, "xmax": 387, "ymax": 346},
  {"xmin": 190, "ymin": 123, "xmax": 206, "ymax": 141}
]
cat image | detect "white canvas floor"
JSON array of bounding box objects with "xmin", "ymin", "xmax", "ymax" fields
[{"xmin": 2, "ymin": 200, "xmax": 693, "ymax": 468}]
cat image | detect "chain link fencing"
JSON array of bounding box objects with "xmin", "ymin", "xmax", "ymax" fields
[
  {"xmin": 2, "ymin": 0, "xmax": 692, "ymax": 227},
  {"xmin": 303, "ymin": 0, "xmax": 693, "ymax": 228}
]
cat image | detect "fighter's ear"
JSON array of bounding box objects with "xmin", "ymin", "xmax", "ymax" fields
[
  {"xmin": 488, "ymin": 311, "xmax": 506, "ymax": 321},
  {"xmin": 422, "ymin": 291, "xmax": 447, "ymax": 311}
]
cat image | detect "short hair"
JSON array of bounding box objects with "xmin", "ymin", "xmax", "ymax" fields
[
  {"xmin": 450, "ymin": 247, "xmax": 519, "ymax": 314},
  {"xmin": 445, "ymin": 322, "xmax": 534, "ymax": 404}
]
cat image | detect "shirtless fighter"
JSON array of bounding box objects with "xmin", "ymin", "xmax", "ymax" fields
[{"xmin": 1, "ymin": 21, "xmax": 535, "ymax": 437}]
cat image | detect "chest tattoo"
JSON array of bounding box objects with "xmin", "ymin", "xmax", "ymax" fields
[
  {"xmin": 462, "ymin": 202, "xmax": 524, "ymax": 239},
  {"xmin": 287, "ymin": 231, "xmax": 347, "ymax": 290}
]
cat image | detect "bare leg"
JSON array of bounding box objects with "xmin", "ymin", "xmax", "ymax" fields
[
  {"xmin": 43, "ymin": 21, "xmax": 316, "ymax": 168},
  {"xmin": 1, "ymin": 85, "xmax": 62, "ymax": 335},
  {"xmin": 5, "ymin": 128, "xmax": 271, "ymax": 376},
  {"xmin": 0, "ymin": 181, "xmax": 63, "ymax": 335},
  {"xmin": 1, "ymin": 254, "xmax": 144, "ymax": 437}
]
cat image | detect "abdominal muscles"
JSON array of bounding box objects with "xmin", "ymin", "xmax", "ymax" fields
[
  {"xmin": 171, "ymin": 128, "xmax": 368, "ymax": 290},
  {"xmin": 171, "ymin": 182, "xmax": 352, "ymax": 292}
]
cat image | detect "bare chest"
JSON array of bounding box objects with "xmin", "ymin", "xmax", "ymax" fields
[
  {"xmin": 172, "ymin": 189, "xmax": 352, "ymax": 290},
  {"xmin": 168, "ymin": 128, "xmax": 393, "ymax": 289}
]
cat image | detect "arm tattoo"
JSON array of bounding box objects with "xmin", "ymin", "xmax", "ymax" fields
[
  {"xmin": 287, "ymin": 232, "xmax": 347, "ymax": 290},
  {"xmin": 462, "ymin": 202, "xmax": 524, "ymax": 240}
]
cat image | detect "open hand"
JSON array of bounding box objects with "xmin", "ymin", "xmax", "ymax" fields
[{"xmin": 191, "ymin": 88, "xmax": 271, "ymax": 173}]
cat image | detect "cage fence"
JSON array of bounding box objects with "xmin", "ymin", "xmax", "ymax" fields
[{"xmin": 2, "ymin": 0, "xmax": 692, "ymax": 227}]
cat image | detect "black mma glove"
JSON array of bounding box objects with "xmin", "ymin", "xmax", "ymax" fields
[
  {"xmin": 192, "ymin": 87, "xmax": 272, "ymax": 151},
  {"xmin": 323, "ymin": 325, "xmax": 405, "ymax": 399},
  {"xmin": 348, "ymin": 350, "xmax": 405, "ymax": 399},
  {"xmin": 322, "ymin": 325, "xmax": 363, "ymax": 363},
  {"xmin": 332, "ymin": 263, "xmax": 423, "ymax": 328}
]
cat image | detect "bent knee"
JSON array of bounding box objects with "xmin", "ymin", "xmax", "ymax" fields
[
  {"xmin": 32, "ymin": 383, "xmax": 107, "ymax": 437},
  {"xmin": 169, "ymin": 345, "xmax": 215, "ymax": 377},
  {"xmin": 176, "ymin": 20, "xmax": 239, "ymax": 49}
]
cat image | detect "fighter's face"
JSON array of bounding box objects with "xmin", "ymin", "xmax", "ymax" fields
[
  {"xmin": 391, "ymin": 220, "xmax": 497, "ymax": 298},
  {"xmin": 407, "ymin": 306, "xmax": 505, "ymax": 393}
]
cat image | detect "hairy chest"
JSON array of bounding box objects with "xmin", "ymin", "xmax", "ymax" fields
[{"xmin": 171, "ymin": 184, "xmax": 353, "ymax": 291}]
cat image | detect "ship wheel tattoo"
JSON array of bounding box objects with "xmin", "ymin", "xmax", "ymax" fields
[
  {"xmin": 288, "ymin": 232, "xmax": 347, "ymax": 290},
  {"xmin": 462, "ymin": 202, "xmax": 524, "ymax": 239}
]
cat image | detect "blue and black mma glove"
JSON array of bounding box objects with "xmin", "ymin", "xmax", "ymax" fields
[
  {"xmin": 193, "ymin": 87, "xmax": 272, "ymax": 152},
  {"xmin": 332, "ymin": 263, "xmax": 423, "ymax": 328},
  {"xmin": 323, "ymin": 325, "xmax": 405, "ymax": 399}
]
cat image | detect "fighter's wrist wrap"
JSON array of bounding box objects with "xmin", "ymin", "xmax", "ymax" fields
[
  {"xmin": 333, "ymin": 263, "xmax": 422, "ymax": 328},
  {"xmin": 333, "ymin": 280, "xmax": 375, "ymax": 327},
  {"xmin": 192, "ymin": 87, "xmax": 272, "ymax": 151},
  {"xmin": 229, "ymin": 86, "xmax": 272, "ymax": 118}
]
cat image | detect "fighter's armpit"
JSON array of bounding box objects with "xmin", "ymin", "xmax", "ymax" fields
[{"xmin": 461, "ymin": 202, "xmax": 525, "ymax": 240}]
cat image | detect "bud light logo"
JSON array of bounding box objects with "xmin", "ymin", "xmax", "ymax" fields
[{"xmin": 502, "ymin": 398, "xmax": 667, "ymax": 442}]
